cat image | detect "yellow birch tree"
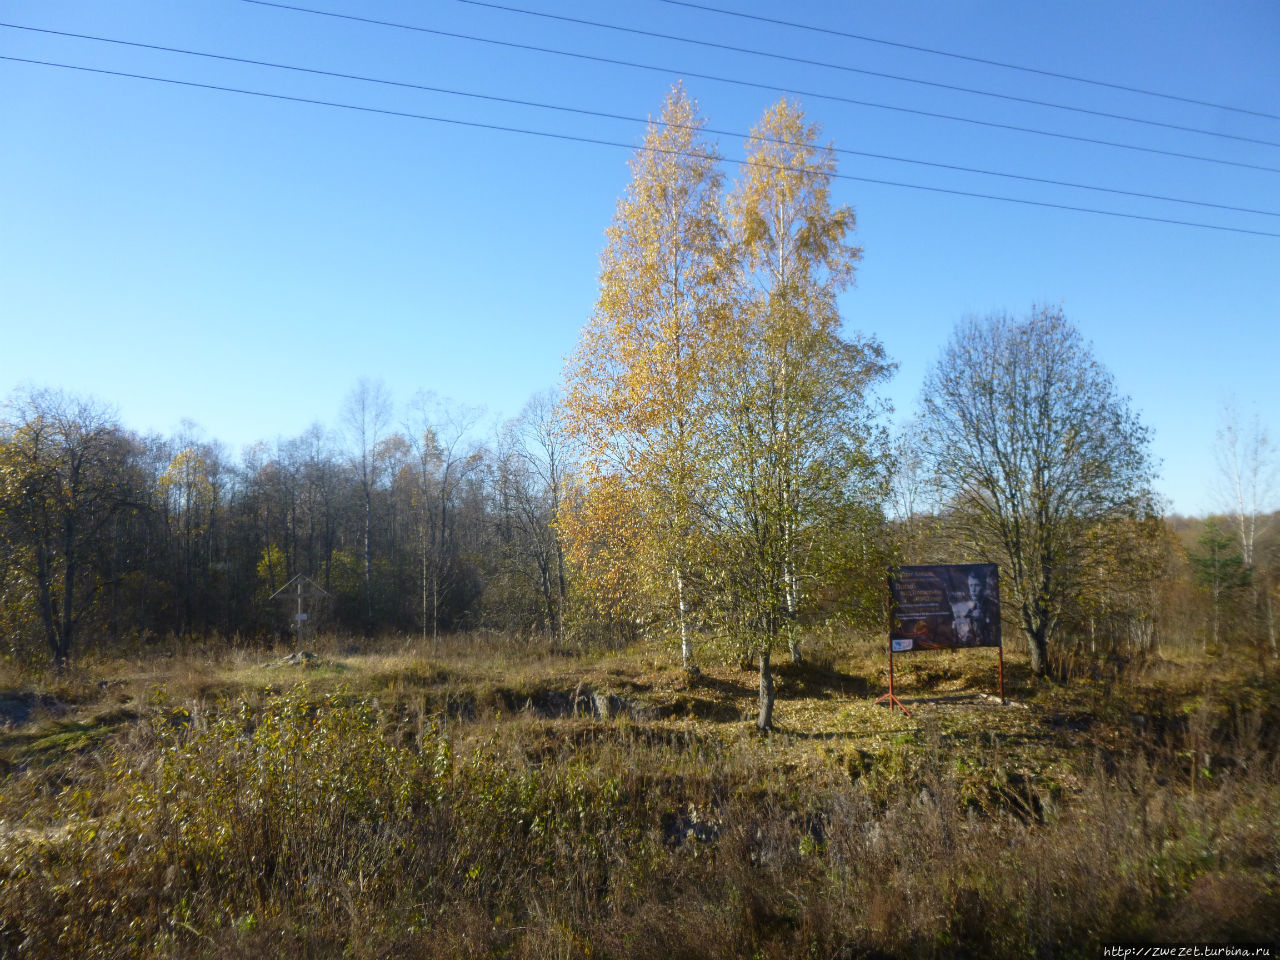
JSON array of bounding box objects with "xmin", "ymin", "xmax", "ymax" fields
[
  {"xmin": 561, "ymin": 83, "xmax": 727, "ymax": 668},
  {"xmin": 717, "ymin": 99, "xmax": 890, "ymax": 729}
]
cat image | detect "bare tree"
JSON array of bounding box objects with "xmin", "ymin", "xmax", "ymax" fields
[
  {"xmin": 1215, "ymin": 402, "xmax": 1278, "ymax": 654},
  {"xmin": 919, "ymin": 307, "xmax": 1156, "ymax": 677},
  {"xmin": 487, "ymin": 391, "xmax": 574, "ymax": 638},
  {"xmin": 405, "ymin": 392, "xmax": 483, "ymax": 646},
  {"xmin": 158, "ymin": 422, "xmax": 224, "ymax": 638},
  {"xmin": 887, "ymin": 417, "xmax": 934, "ymax": 564},
  {"xmin": 343, "ymin": 378, "xmax": 391, "ymax": 637},
  {"xmin": 293, "ymin": 423, "xmax": 341, "ymax": 594},
  {"xmin": 513, "ymin": 390, "xmax": 570, "ymax": 637},
  {"xmin": 1215, "ymin": 403, "xmax": 1277, "ymax": 567}
]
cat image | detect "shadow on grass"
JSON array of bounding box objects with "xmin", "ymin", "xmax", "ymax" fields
[
  {"xmin": 0, "ymin": 690, "xmax": 66, "ymax": 728},
  {"xmin": 869, "ymin": 648, "xmax": 1036, "ymax": 700},
  {"xmin": 687, "ymin": 672, "xmax": 756, "ymax": 699},
  {"xmin": 2, "ymin": 707, "xmax": 140, "ymax": 767},
  {"xmin": 774, "ymin": 724, "xmax": 917, "ymax": 741},
  {"xmin": 775, "ymin": 660, "xmax": 869, "ymax": 699},
  {"xmin": 891, "ymin": 692, "xmax": 998, "ymax": 707}
]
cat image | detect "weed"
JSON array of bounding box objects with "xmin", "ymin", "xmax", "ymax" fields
[{"xmin": 0, "ymin": 633, "xmax": 1276, "ymax": 958}]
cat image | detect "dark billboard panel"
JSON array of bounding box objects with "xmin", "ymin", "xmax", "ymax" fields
[{"xmin": 889, "ymin": 564, "xmax": 1001, "ymax": 651}]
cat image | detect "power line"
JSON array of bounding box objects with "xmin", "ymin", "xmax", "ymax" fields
[
  {"xmin": 658, "ymin": 0, "xmax": 1280, "ymax": 124},
  {"xmin": 5, "ymin": 54, "xmax": 1278, "ymax": 240},
  {"xmin": 457, "ymin": 0, "xmax": 1280, "ymax": 150},
  {"xmin": 240, "ymin": 0, "xmax": 1280, "ymax": 177},
  {"xmin": 5, "ymin": 20, "xmax": 1277, "ymax": 220}
]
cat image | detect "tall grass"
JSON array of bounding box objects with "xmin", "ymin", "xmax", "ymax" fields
[{"xmin": 2, "ymin": 640, "xmax": 1278, "ymax": 958}]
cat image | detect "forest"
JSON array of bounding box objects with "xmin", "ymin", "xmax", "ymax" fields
[
  {"xmin": 1, "ymin": 360, "xmax": 1275, "ymax": 681},
  {"xmin": 2, "ymin": 88, "xmax": 1278, "ymax": 959}
]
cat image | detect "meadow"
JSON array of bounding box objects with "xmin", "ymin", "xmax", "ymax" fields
[{"xmin": 1, "ymin": 632, "xmax": 1277, "ymax": 959}]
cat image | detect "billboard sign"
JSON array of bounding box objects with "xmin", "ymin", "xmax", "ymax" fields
[{"xmin": 889, "ymin": 564, "xmax": 1001, "ymax": 651}]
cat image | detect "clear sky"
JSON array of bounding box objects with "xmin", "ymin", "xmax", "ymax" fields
[{"xmin": 2, "ymin": 0, "xmax": 1277, "ymax": 516}]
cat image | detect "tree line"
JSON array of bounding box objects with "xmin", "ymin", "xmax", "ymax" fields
[
  {"xmin": 0, "ymin": 384, "xmax": 569, "ymax": 664},
  {"xmin": 2, "ymin": 87, "xmax": 1276, "ymax": 720},
  {"xmin": 0, "ymin": 350, "xmax": 1273, "ymax": 685}
]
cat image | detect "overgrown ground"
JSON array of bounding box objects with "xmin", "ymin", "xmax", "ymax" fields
[{"xmin": 1, "ymin": 631, "xmax": 1277, "ymax": 959}]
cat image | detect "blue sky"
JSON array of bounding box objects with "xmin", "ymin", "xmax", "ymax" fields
[{"xmin": 2, "ymin": 0, "xmax": 1277, "ymax": 516}]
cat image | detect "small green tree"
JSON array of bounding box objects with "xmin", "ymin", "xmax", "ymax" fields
[{"xmin": 1189, "ymin": 519, "xmax": 1251, "ymax": 649}]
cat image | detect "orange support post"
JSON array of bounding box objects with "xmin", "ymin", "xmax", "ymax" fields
[{"xmin": 875, "ymin": 648, "xmax": 912, "ymax": 717}]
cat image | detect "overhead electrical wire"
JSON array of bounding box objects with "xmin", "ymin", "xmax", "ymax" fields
[
  {"xmin": 4, "ymin": 20, "xmax": 1277, "ymax": 220},
  {"xmin": 4, "ymin": 54, "xmax": 1278, "ymax": 240},
  {"xmin": 657, "ymin": 0, "xmax": 1280, "ymax": 123},
  {"xmin": 239, "ymin": 0, "xmax": 1280, "ymax": 177},
  {"xmin": 456, "ymin": 0, "xmax": 1280, "ymax": 149}
]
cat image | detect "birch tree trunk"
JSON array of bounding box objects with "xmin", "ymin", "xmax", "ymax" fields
[
  {"xmin": 675, "ymin": 567, "xmax": 693, "ymax": 670},
  {"xmin": 757, "ymin": 648, "xmax": 775, "ymax": 731}
]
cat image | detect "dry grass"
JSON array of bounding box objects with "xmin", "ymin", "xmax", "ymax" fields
[{"xmin": 2, "ymin": 630, "xmax": 1278, "ymax": 958}]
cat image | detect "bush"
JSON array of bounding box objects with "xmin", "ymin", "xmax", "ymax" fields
[{"xmin": 2, "ymin": 664, "xmax": 1278, "ymax": 959}]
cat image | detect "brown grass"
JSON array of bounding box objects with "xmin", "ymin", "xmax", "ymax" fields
[{"xmin": 1, "ymin": 630, "xmax": 1277, "ymax": 958}]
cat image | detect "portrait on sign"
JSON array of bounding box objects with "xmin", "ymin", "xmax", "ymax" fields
[{"xmin": 888, "ymin": 564, "xmax": 1001, "ymax": 651}]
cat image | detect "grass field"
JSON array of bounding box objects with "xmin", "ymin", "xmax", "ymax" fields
[{"xmin": 2, "ymin": 632, "xmax": 1277, "ymax": 959}]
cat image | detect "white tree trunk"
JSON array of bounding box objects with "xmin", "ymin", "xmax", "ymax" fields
[{"xmin": 675, "ymin": 567, "xmax": 693, "ymax": 669}]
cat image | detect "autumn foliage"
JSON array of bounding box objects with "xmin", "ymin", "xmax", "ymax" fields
[{"xmin": 561, "ymin": 89, "xmax": 892, "ymax": 728}]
